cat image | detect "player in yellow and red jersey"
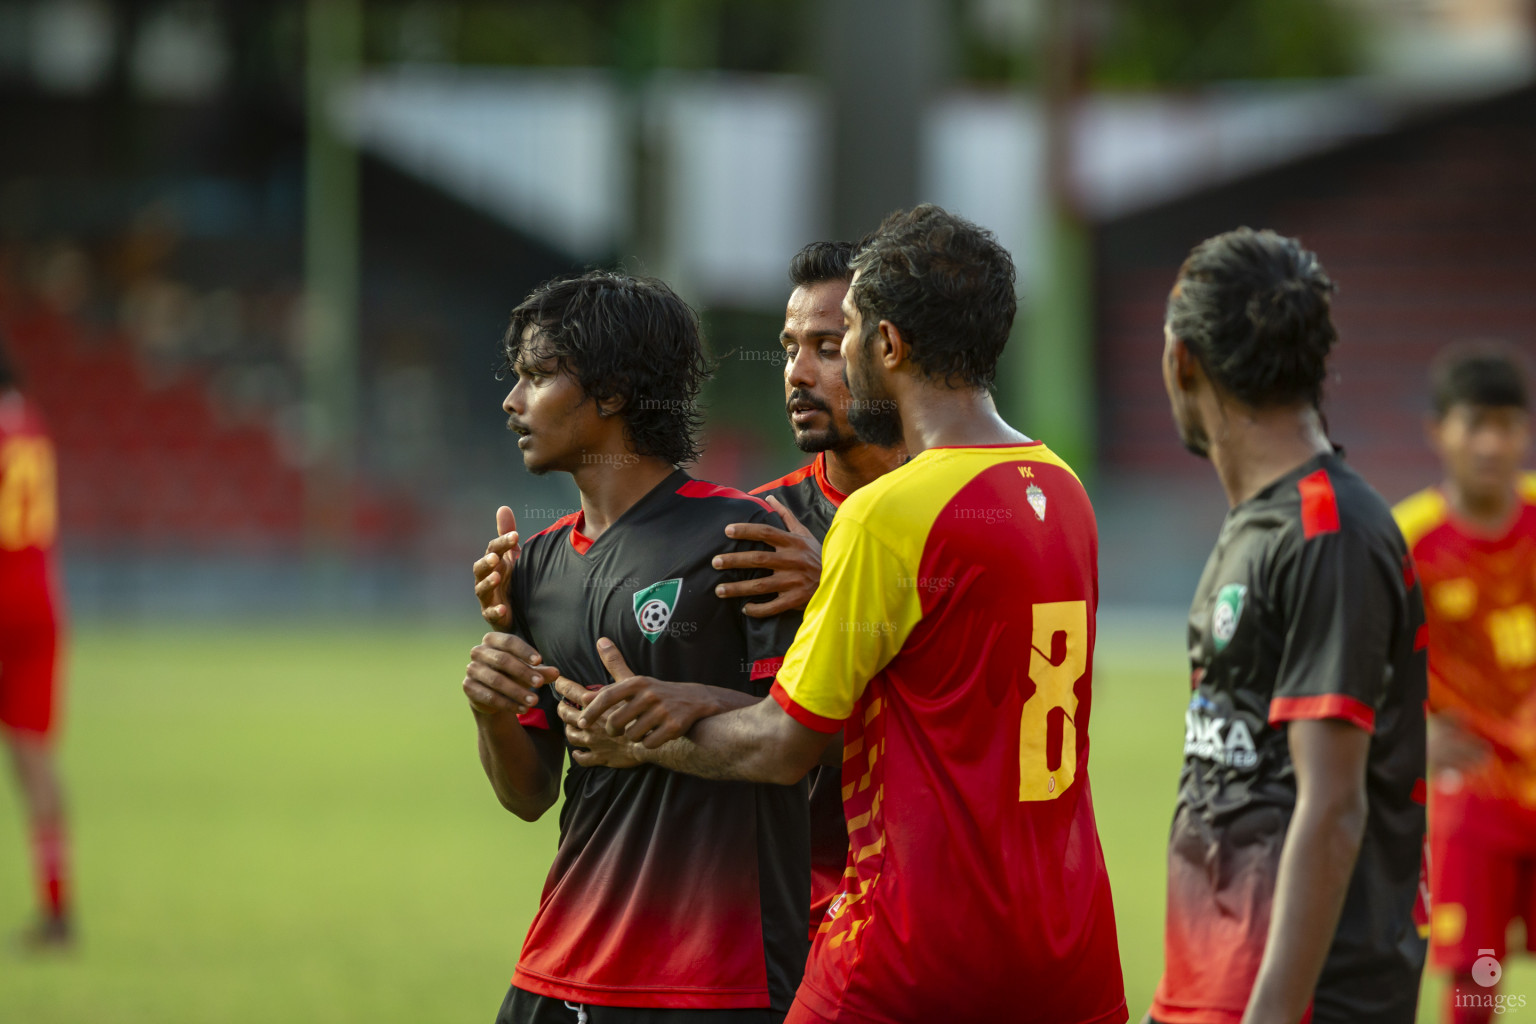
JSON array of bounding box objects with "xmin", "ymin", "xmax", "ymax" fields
[
  {"xmin": 554, "ymin": 205, "xmax": 1127, "ymax": 1024},
  {"xmin": 0, "ymin": 333, "xmax": 72, "ymax": 949},
  {"xmin": 1395, "ymin": 343, "xmax": 1536, "ymax": 1024}
]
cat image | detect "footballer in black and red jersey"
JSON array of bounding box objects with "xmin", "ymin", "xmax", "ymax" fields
[
  {"xmin": 1151, "ymin": 229, "xmax": 1427, "ymax": 1024},
  {"xmin": 461, "ymin": 272, "xmax": 809, "ymax": 1024}
]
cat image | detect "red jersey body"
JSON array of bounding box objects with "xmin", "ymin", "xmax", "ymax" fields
[
  {"xmin": 1396, "ymin": 478, "xmax": 1536, "ymax": 973},
  {"xmin": 771, "ymin": 443, "xmax": 1126, "ymax": 1024},
  {"xmin": 1396, "ymin": 479, "xmax": 1536, "ymax": 806},
  {"xmin": 0, "ymin": 390, "xmax": 64, "ymax": 737}
]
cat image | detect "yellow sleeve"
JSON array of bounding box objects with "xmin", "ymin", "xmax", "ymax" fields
[
  {"xmin": 1393, "ymin": 487, "xmax": 1447, "ymax": 552},
  {"xmin": 769, "ymin": 514, "xmax": 924, "ymax": 732},
  {"xmin": 1520, "ymin": 472, "xmax": 1536, "ymax": 506}
]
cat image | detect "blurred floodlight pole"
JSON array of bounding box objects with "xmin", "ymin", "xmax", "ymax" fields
[
  {"xmin": 823, "ymin": 0, "xmax": 944, "ymax": 239},
  {"xmin": 1021, "ymin": 0, "xmax": 1094, "ymax": 478},
  {"xmin": 304, "ymin": 0, "xmax": 361, "ymax": 547}
]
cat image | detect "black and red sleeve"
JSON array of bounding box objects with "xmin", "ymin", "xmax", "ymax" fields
[
  {"xmin": 1269, "ymin": 510, "xmax": 1399, "ymax": 734},
  {"xmin": 506, "ymin": 556, "xmax": 557, "ymax": 732},
  {"xmin": 724, "ymin": 503, "xmax": 803, "ymax": 691}
]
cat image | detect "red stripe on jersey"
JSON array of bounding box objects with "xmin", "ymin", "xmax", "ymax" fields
[
  {"xmin": 1414, "ymin": 623, "xmax": 1428, "ymax": 651},
  {"xmin": 750, "ymin": 656, "xmax": 783, "ymax": 681},
  {"xmin": 528, "ymin": 510, "xmax": 580, "ymax": 542},
  {"xmin": 752, "ymin": 453, "xmax": 845, "ymax": 509},
  {"xmin": 750, "ymin": 463, "xmax": 815, "ymax": 495},
  {"xmin": 517, "ymin": 707, "xmax": 550, "ymax": 730},
  {"xmin": 770, "ymin": 681, "xmax": 844, "ymax": 734},
  {"xmin": 810, "ymin": 452, "xmax": 847, "ymax": 507},
  {"xmin": 1401, "ymin": 553, "xmax": 1417, "ymax": 591},
  {"xmin": 1297, "ymin": 469, "xmax": 1341, "ymax": 539},
  {"xmin": 1411, "ymin": 778, "xmax": 1427, "ymax": 805},
  {"xmin": 676, "ymin": 479, "xmax": 773, "ymax": 513},
  {"xmin": 527, "ymin": 510, "xmax": 594, "ymax": 554},
  {"xmin": 1269, "ymin": 693, "xmax": 1376, "ymax": 733}
]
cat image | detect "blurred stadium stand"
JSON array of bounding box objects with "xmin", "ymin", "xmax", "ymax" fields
[
  {"xmin": 0, "ymin": 0, "xmax": 1530, "ymax": 616},
  {"xmin": 1092, "ymin": 83, "xmax": 1536, "ymax": 603},
  {"xmin": 0, "ymin": 81, "xmax": 585, "ymax": 614}
]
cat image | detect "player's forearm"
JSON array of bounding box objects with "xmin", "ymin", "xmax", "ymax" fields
[
  {"xmin": 475, "ymin": 711, "xmax": 559, "ymax": 821},
  {"xmin": 697, "ymin": 684, "xmax": 762, "ymax": 716},
  {"xmin": 1241, "ymin": 790, "xmax": 1367, "ymax": 1024},
  {"xmin": 639, "ymin": 702, "xmax": 817, "ymax": 786}
]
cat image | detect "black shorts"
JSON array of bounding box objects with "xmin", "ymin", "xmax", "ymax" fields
[{"xmin": 495, "ymin": 986, "xmax": 785, "ymax": 1024}]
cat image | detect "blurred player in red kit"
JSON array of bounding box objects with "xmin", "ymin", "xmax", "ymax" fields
[
  {"xmin": 1395, "ymin": 343, "xmax": 1536, "ymax": 1024},
  {"xmin": 0, "ymin": 333, "xmax": 72, "ymax": 949}
]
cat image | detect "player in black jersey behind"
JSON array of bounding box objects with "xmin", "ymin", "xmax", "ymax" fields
[
  {"xmin": 460, "ymin": 271, "xmax": 809, "ymax": 1024},
  {"xmin": 1147, "ymin": 229, "xmax": 1428, "ymax": 1024},
  {"xmin": 721, "ymin": 241, "xmax": 904, "ymax": 939}
]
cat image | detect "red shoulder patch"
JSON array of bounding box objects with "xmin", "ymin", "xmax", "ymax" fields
[
  {"xmin": 677, "ymin": 479, "xmax": 773, "ymax": 513},
  {"xmin": 1297, "ymin": 468, "xmax": 1340, "ymax": 540}
]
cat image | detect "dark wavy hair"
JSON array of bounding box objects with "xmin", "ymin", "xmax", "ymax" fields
[
  {"xmin": 1431, "ymin": 340, "xmax": 1530, "ymax": 416},
  {"xmin": 789, "ymin": 240, "xmax": 857, "ymax": 288},
  {"xmin": 500, "ymin": 271, "xmax": 710, "ymax": 466},
  {"xmin": 849, "ymin": 204, "xmax": 1016, "ymax": 389},
  {"xmin": 1167, "ymin": 227, "xmax": 1338, "ymax": 409}
]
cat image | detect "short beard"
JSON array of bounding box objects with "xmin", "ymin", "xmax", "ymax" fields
[
  {"xmin": 794, "ymin": 423, "xmax": 855, "ymax": 454},
  {"xmin": 786, "ymin": 389, "xmax": 853, "ymax": 454},
  {"xmin": 844, "ymin": 327, "xmax": 904, "ymax": 449}
]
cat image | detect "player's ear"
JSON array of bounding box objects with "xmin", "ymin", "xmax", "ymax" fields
[
  {"xmin": 877, "ymin": 319, "xmax": 908, "ymax": 370},
  {"xmin": 1165, "ymin": 333, "xmax": 1202, "ymax": 393},
  {"xmin": 596, "ymin": 393, "xmax": 626, "ymax": 418}
]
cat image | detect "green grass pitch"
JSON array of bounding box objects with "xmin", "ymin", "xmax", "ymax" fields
[{"xmin": 0, "ymin": 623, "xmax": 1530, "ymax": 1021}]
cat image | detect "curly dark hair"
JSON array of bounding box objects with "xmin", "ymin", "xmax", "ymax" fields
[
  {"xmin": 500, "ymin": 271, "xmax": 710, "ymax": 466},
  {"xmin": 848, "ymin": 204, "xmax": 1016, "ymax": 390},
  {"xmin": 1430, "ymin": 340, "xmax": 1530, "ymax": 416},
  {"xmin": 1167, "ymin": 227, "xmax": 1338, "ymax": 409},
  {"xmin": 788, "ymin": 240, "xmax": 858, "ymax": 288}
]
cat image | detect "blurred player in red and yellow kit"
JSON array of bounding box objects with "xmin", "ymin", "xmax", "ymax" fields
[
  {"xmin": 560, "ymin": 205, "xmax": 1126, "ymax": 1024},
  {"xmin": 0, "ymin": 333, "xmax": 72, "ymax": 949},
  {"xmin": 1395, "ymin": 343, "xmax": 1536, "ymax": 1024}
]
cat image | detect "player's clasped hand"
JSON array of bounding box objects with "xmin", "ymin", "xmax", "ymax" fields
[
  {"xmin": 565, "ymin": 639, "xmax": 718, "ymax": 746},
  {"xmin": 712, "ymin": 494, "xmax": 822, "ymax": 617},
  {"xmin": 556, "ymin": 677, "xmax": 645, "ymax": 770},
  {"xmin": 463, "ymin": 632, "xmax": 560, "ymax": 715},
  {"xmin": 555, "ymin": 638, "xmax": 705, "ymax": 767},
  {"xmin": 473, "ymin": 505, "xmax": 521, "ymax": 630}
]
